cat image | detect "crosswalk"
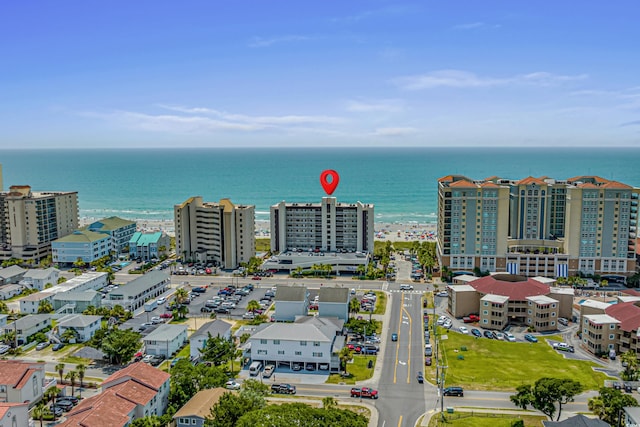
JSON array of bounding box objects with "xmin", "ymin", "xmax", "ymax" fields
[{"xmin": 388, "ymin": 289, "xmax": 424, "ymax": 294}]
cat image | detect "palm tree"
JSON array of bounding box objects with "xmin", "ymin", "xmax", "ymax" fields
[
  {"xmin": 37, "ymin": 300, "xmax": 54, "ymax": 314},
  {"xmin": 292, "ymin": 266, "xmax": 303, "ymax": 278},
  {"xmin": 44, "ymin": 386, "xmax": 58, "ymax": 406},
  {"xmin": 177, "ymin": 304, "xmax": 189, "ymax": 320},
  {"xmin": 65, "ymin": 370, "xmax": 77, "ymax": 396},
  {"xmin": 246, "ymin": 300, "xmax": 261, "ymax": 314},
  {"xmin": 339, "ymin": 347, "xmax": 353, "ymax": 375},
  {"xmin": 322, "ymin": 396, "xmax": 337, "ymax": 410},
  {"xmin": 175, "ymin": 288, "xmax": 189, "ymax": 305},
  {"xmin": 55, "ymin": 363, "xmax": 65, "ymax": 386},
  {"xmin": 76, "ymin": 363, "xmax": 86, "ymax": 398},
  {"xmin": 349, "ymin": 298, "xmax": 360, "ymax": 318},
  {"xmin": 32, "ymin": 402, "xmax": 46, "ymax": 427}
]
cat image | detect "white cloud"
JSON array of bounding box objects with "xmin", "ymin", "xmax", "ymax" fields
[
  {"xmin": 371, "ymin": 127, "xmax": 418, "ymax": 137},
  {"xmin": 393, "ymin": 69, "xmax": 588, "ymax": 90},
  {"xmin": 248, "ymin": 35, "xmax": 312, "ymax": 48},
  {"xmin": 344, "ymin": 99, "xmax": 404, "ymax": 113},
  {"xmin": 156, "ymin": 105, "xmax": 344, "ymax": 125},
  {"xmin": 453, "ymin": 22, "xmax": 485, "ymax": 30}
]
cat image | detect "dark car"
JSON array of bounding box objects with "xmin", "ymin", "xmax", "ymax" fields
[
  {"xmin": 57, "ymin": 396, "xmax": 79, "ymax": 405},
  {"xmin": 391, "ymin": 333, "xmax": 398, "ymax": 342},
  {"xmin": 49, "ymin": 406, "xmax": 63, "ymax": 417},
  {"xmin": 200, "ymin": 306, "xmax": 213, "ymax": 312},
  {"xmin": 524, "ymin": 334, "xmax": 538, "ymax": 343},
  {"xmin": 443, "ymin": 386, "xmax": 464, "ymax": 397},
  {"xmin": 53, "ymin": 400, "xmax": 74, "ymax": 411},
  {"xmin": 52, "ymin": 343, "xmax": 65, "ymax": 351},
  {"xmin": 292, "ymin": 363, "xmax": 302, "ymax": 371},
  {"xmin": 271, "ymin": 383, "xmax": 296, "ymax": 394},
  {"xmin": 483, "ymin": 330, "xmax": 493, "ymax": 339},
  {"xmin": 471, "ymin": 328, "xmax": 482, "ymax": 338},
  {"xmin": 192, "ymin": 287, "xmax": 206, "ymax": 293},
  {"xmin": 417, "ymin": 371, "xmax": 424, "ymax": 383},
  {"xmin": 425, "ymin": 357, "xmax": 432, "ymax": 366},
  {"xmin": 214, "ymin": 307, "xmax": 231, "ymax": 314},
  {"xmin": 625, "ymin": 383, "xmax": 633, "ymax": 393}
]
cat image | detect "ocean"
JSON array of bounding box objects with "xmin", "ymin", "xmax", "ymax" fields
[{"xmin": 1, "ymin": 147, "xmax": 639, "ymax": 224}]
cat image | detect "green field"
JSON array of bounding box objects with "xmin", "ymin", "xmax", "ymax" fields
[
  {"xmin": 437, "ymin": 332, "xmax": 612, "ymax": 391},
  {"xmin": 326, "ymin": 355, "xmax": 376, "ymax": 384},
  {"xmin": 428, "ymin": 413, "xmax": 546, "ymax": 427}
]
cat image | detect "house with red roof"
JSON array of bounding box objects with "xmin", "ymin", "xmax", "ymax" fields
[
  {"xmin": 0, "ymin": 360, "xmax": 46, "ymax": 408},
  {"xmin": 448, "ymin": 274, "xmax": 574, "ymax": 331},
  {"xmin": 0, "ymin": 402, "xmax": 29, "ymax": 427},
  {"xmin": 58, "ymin": 362, "xmax": 170, "ymax": 427},
  {"xmin": 579, "ymin": 296, "xmax": 640, "ymax": 357}
]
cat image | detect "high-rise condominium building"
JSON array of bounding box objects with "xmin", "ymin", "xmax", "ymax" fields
[
  {"xmin": 0, "ymin": 185, "xmax": 79, "ymax": 261},
  {"xmin": 437, "ymin": 175, "xmax": 638, "ymax": 278},
  {"xmin": 174, "ymin": 197, "xmax": 255, "ymax": 269},
  {"xmin": 270, "ymin": 197, "xmax": 374, "ymax": 254}
]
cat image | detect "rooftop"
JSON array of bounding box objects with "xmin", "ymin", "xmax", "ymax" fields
[
  {"xmin": 23, "ymin": 267, "xmax": 59, "ymax": 280},
  {"xmin": 109, "ymin": 270, "xmax": 168, "ymax": 299},
  {"xmin": 580, "ymin": 299, "xmax": 611, "ymax": 310},
  {"xmin": 0, "ymin": 265, "xmax": 26, "ymax": 278},
  {"xmin": 20, "ymin": 292, "xmax": 53, "ymax": 302},
  {"xmin": 192, "ymin": 319, "xmax": 232, "ymax": 338},
  {"xmin": 449, "ymin": 284, "xmax": 476, "ymax": 292},
  {"xmin": 0, "ymin": 361, "xmax": 43, "ymax": 390},
  {"xmin": 319, "ymin": 286, "xmax": 350, "ymax": 303},
  {"xmin": 584, "ymin": 314, "xmax": 621, "ymax": 325},
  {"xmin": 470, "ymin": 274, "xmax": 551, "ymax": 301},
  {"xmin": 480, "ymin": 294, "xmax": 509, "ymax": 304},
  {"xmin": 55, "ymin": 229, "xmax": 110, "ymax": 243},
  {"xmin": 606, "ymin": 302, "xmax": 640, "ymax": 332},
  {"xmin": 58, "ymin": 314, "xmax": 102, "ymax": 328},
  {"xmin": 142, "ymin": 324, "xmax": 187, "ymax": 342},
  {"xmin": 275, "ymin": 285, "xmax": 307, "ymax": 302},
  {"xmin": 4, "ymin": 314, "xmax": 51, "ymax": 331},
  {"xmin": 130, "ymin": 231, "xmax": 165, "ymax": 246},
  {"xmin": 53, "ymin": 290, "xmax": 101, "ymax": 302},
  {"xmin": 87, "ymin": 216, "xmax": 136, "ymax": 232},
  {"xmin": 526, "ymin": 295, "xmax": 559, "ymax": 305},
  {"xmin": 103, "ymin": 361, "xmax": 170, "ymax": 390},
  {"xmin": 252, "ymin": 316, "xmax": 342, "ymax": 342},
  {"xmin": 59, "ymin": 388, "xmax": 137, "ymax": 427},
  {"xmin": 173, "ymin": 388, "xmax": 232, "ymax": 420}
]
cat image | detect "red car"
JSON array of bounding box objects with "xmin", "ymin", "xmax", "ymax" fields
[
  {"xmin": 252, "ymin": 276, "xmax": 262, "ymax": 280},
  {"xmin": 425, "ymin": 357, "xmax": 432, "ymax": 366},
  {"xmin": 351, "ymin": 387, "xmax": 379, "ymax": 399},
  {"xmin": 160, "ymin": 313, "xmax": 173, "ymax": 319},
  {"xmin": 463, "ymin": 314, "xmax": 480, "ymax": 323},
  {"xmin": 308, "ymin": 304, "xmax": 318, "ymax": 310}
]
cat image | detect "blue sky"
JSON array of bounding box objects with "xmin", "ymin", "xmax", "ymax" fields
[{"xmin": 1, "ymin": 1, "xmax": 639, "ymax": 148}]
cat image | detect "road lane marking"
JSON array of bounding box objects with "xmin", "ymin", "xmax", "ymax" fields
[
  {"xmin": 394, "ymin": 292, "xmax": 404, "ymax": 384},
  {"xmin": 397, "ymin": 415, "xmax": 403, "ymax": 427},
  {"xmin": 400, "ymin": 297, "xmax": 412, "ymax": 384}
]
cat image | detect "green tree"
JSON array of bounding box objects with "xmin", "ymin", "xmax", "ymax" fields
[
  {"xmin": 76, "ymin": 363, "xmax": 86, "ymax": 397},
  {"xmin": 73, "ymin": 258, "xmax": 86, "ymax": 269},
  {"xmin": 322, "ymin": 396, "xmax": 337, "ymax": 410},
  {"xmin": 61, "ymin": 328, "xmax": 78, "ymax": 343},
  {"xmin": 199, "ymin": 333, "xmax": 235, "ymax": 366},
  {"xmin": 206, "ymin": 389, "xmax": 266, "ymax": 427},
  {"xmin": 101, "ymin": 328, "xmax": 142, "ymax": 364},
  {"xmin": 235, "ymin": 403, "xmax": 368, "ymax": 427},
  {"xmin": 621, "ymin": 350, "xmax": 639, "ymax": 381},
  {"xmin": 55, "ymin": 363, "xmax": 65, "ymax": 386},
  {"xmin": 0, "ymin": 301, "xmax": 7, "ymax": 314},
  {"xmin": 349, "ymin": 297, "xmax": 360, "ymax": 318},
  {"xmin": 32, "ymin": 402, "xmax": 46, "ymax": 427},
  {"xmin": 339, "ymin": 347, "xmax": 353, "ymax": 375},
  {"xmin": 57, "ymin": 277, "xmax": 67, "ymax": 284},
  {"xmin": 588, "ymin": 386, "xmax": 639, "ymax": 424},
  {"xmin": 291, "ymin": 267, "xmax": 303, "ymax": 278},
  {"xmin": 130, "ymin": 414, "xmax": 173, "ymax": 427},
  {"xmin": 44, "ymin": 386, "xmax": 59, "ymax": 406},
  {"xmin": 246, "ymin": 300, "xmax": 260, "ymax": 314},
  {"xmin": 175, "ymin": 288, "xmax": 189, "ymax": 305},
  {"xmin": 65, "ymin": 370, "xmax": 77, "ymax": 396},
  {"xmin": 510, "ymin": 377, "xmax": 583, "ymax": 421},
  {"xmin": 170, "ymin": 360, "xmax": 228, "ymax": 409},
  {"xmin": 241, "ymin": 378, "xmax": 270, "ymax": 396}
]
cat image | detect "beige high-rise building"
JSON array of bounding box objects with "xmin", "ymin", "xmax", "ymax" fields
[
  {"xmin": 270, "ymin": 197, "xmax": 374, "ymax": 254},
  {"xmin": 438, "ymin": 175, "xmax": 639, "ymax": 277},
  {"xmin": 0, "ymin": 185, "xmax": 79, "ymax": 261},
  {"xmin": 174, "ymin": 197, "xmax": 255, "ymax": 269}
]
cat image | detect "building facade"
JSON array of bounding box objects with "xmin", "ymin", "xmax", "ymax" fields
[
  {"xmin": 142, "ymin": 324, "xmax": 188, "ymax": 357},
  {"xmin": 52, "ymin": 230, "xmax": 111, "ymax": 265},
  {"xmin": 0, "ymin": 361, "xmax": 46, "ymax": 407},
  {"xmin": 189, "ymin": 320, "xmax": 232, "ymax": 361},
  {"xmin": 129, "ymin": 232, "xmax": 170, "ymax": 261},
  {"xmin": 437, "ymin": 175, "xmax": 639, "ymax": 277},
  {"xmin": 270, "ymin": 197, "xmax": 374, "ymax": 254},
  {"xmin": 52, "ymin": 290, "xmax": 102, "ymax": 313},
  {"xmin": 274, "ymin": 286, "xmax": 309, "ymax": 322},
  {"xmin": 173, "ymin": 389, "xmax": 231, "ymax": 427},
  {"xmin": 102, "ymin": 270, "xmax": 169, "ymax": 311},
  {"xmin": 318, "ymin": 287, "xmax": 350, "ymax": 321},
  {"xmin": 174, "ymin": 197, "xmax": 255, "ymax": 269},
  {"xmin": 57, "ymin": 314, "xmax": 102, "ymax": 342},
  {"xmin": 86, "ymin": 216, "xmax": 137, "ymax": 254},
  {"xmin": 19, "ymin": 292, "xmax": 53, "ymax": 314},
  {"xmin": 0, "ymin": 185, "xmax": 78, "ymax": 262},
  {"xmin": 19, "ymin": 268, "xmax": 59, "ymax": 291}
]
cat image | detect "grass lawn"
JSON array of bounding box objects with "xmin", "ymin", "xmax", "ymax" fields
[
  {"xmin": 255, "ymin": 238, "xmax": 271, "ymax": 252},
  {"xmin": 437, "ymin": 331, "xmax": 613, "ymax": 391},
  {"xmin": 373, "ymin": 291, "xmax": 387, "ymax": 315},
  {"xmin": 326, "ymin": 355, "xmax": 376, "ymax": 384},
  {"xmin": 428, "ymin": 413, "xmax": 546, "ymax": 426}
]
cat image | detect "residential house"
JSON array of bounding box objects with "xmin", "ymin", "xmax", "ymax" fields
[
  {"xmin": 0, "ymin": 360, "xmax": 46, "ymax": 407},
  {"xmin": 51, "ymin": 230, "xmax": 111, "ymax": 265},
  {"xmin": 173, "ymin": 389, "xmax": 233, "ymax": 427},
  {"xmin": 129, "ymin": 232, "xmax": 170, "ymax": 261},
  {"xmin": 189, "ymin": 320, "xmax": 232, "ymax": 361},
  {"xmin": 542, "ymin": 413, "xmax": 609, "ymax": 426},
  {"xmin": 142, "ymin": 324, "xmax": 188, "ymax": 358},
  {"xmin": 0, "ymin": 315, "xmax": 7, "ymax": 328},
  {"xmin": 625, "ymin": 406, "xmax": 640, "ymax": 426},
  {"xmin": 0, "ymin": 266, "xmax": 26, "ymax": 286},
  {"xmin": 86, "ymin": 216, "xmax": 137, "ymax": 254},
  {"xmin": 248, "ymin": 316, "xmax": 344, "ymax": 371},
  {"xmin": 19, "ymin": 268, "xmax": 59, "ymax": 291},
  {"xmin": 578, "ymin": 297, "xmax": 640, "ymax": 357},
  {"xmin": 0, "ymin": 402, "xmax": 29, "ymax": 427},
  {"xmin": 103, "ymin": 270, "xmax": 169, "ymax": 311},
  {"xmin": 274, "ymin": 285, "xmax": 309, "ymax": 322},
  {"xmin": 45, "ymin": 272, "xmax": 108, "ymax": 295},
  {"xmin": 57, "ymin": 314, "xmax": 102, "ymax": 343},
  {"xmin": 19, "ymin": 292, "xmax": 54, "ymax": 315},
  {"xmin": 0, "ymin": 285, "xmax": 23, "ymax": 301},
  {"xmin": 318, "ymin": 286, "xmax": 350, "ymax": 320},
  {"xmin": 53, "ymin": 291, "xmax": 102, "ymax": 313},
  {"xmin": 59, "ymin": 362, "xmax": 170, "ymax": 427},
  {"xmin": 3, "ymin": 315, "xmax": 52, "ymax": 346}
]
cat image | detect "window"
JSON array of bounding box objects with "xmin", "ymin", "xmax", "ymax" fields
[
  {"xmin": 610, "ymin": 334, "xmax": 615, "ymax": 340},
  {"xmin": 278, "ymin": 350, "xmax": 285, "ymax": 355},
  {"xmin": 300, "ymin": 341, "xmax": 307, "ymax": 346},
  {"xmin": 610, "ymin": 324, "xmax": 616, "ymax": 329},
  {"xmin": 273, "ymin": 340, "xmax": 280, "ymax": 345},
  {"xmin": 295, "ymin": 351, "xmax": 302, "ymax": 356},
  {"xmin": 483, "ymin": 310, "xmax": 488, "ymax": 315},
  {"xmin": 313, "ymin": 341, "xmax": 320, "ymax": 346},
  {"xmin": 191, "ymin": 420, "xmax": 197, "ymax": 425},
  {"xmin": 260, "ymin": 339, "xmax": 267, "ymax": 344},
  {"xmin": 312, "ymin": 352, "xmax": 323, "ymax": 357}
]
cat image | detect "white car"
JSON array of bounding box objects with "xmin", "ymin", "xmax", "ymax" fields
[
  {"xmin": 225, "ymin": 380, "xmax": 241, "ymax": 390},
  {"xmin": 494, "ymin": 332, "xmax": 505, "ymax": 340},
  {"xmin": 459, "ymin": 326, "xmax": 469, "ymax": 334},
  {"xmin": 400, "ymin": 284, "xmax": 414, "ymax": 291},
  {"xmin": 151, "ymin": 316, "xmax": 163, "ymax": 324},
  {"xmin": 156, "ymin": 297, "xmax": 166, "ymax": 304},
  {"xmin": 504, "ymin": 332, "xmax": 516, "ymax": 342},
  {"xmin": 437, "ymin": 291, "xmax": 448, "ymax": 297},
  {"xmin": 242, "ymin": 312, "xmax": 255, "ymax": 320}
]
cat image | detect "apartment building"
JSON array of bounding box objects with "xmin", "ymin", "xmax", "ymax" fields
[
  {"xmin": 129, "ymin": 231, "xmax": 170, "ymax": 261},
  {"xmin": 448, "ymin": 274, "xmax": 573, "ymax": 331},
  {"xmin": 86, "ymin": 216, "xmax": 136, "ymax": 254},
  {"xmin": 270, "ymin": 197, "xmax": 374, "ymax": 254},
  {"xmin": 437, "ymin": 175, "xmax": 639, "ymax": 277},
  {"xmin": 103, "ymin": 270, "xmax": 169, "ymax": 311},
  {"xmin": 51, "ymin": 230, "xmax": 111, "ymax": 265},
  {"xmin": 174, "ymin": 197, "xmax": 254, "ymax": 269},
  {"xmin": 0, "ymin": 185, "xmax": 78, "ymax": 262},
  {"xmin": 19, "ymin": 267, "xmax": 59, "ymax": 291},
  {"xmin": 0, "ymin": 360, "xmax": 46, "ymax": 407}
]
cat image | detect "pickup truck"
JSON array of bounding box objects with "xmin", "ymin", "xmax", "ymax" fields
[
  {"xmin": 350, "ymin": 387, "xmax": 379, "ymax": 399},
  {"xmin": 553, "ymin": 342, "xmax": 575, "ymax": 353},
  {"xmin": 271, "ymin": 383, "xmax": 296, "ymax": 394}
]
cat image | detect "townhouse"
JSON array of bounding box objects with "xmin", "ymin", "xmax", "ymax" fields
[
  {"xmin": 189, "ymin": 320, "xmax": 232, "ymax": 361},
  {"xmin": 102, "ymin": 270, "xmax": 169, "ymax": 311},
  {"xmin": 142, "ymin": 324, "xmax": 188, "ymax": 358},
  {"xmin": 0, "ymin": 360, "xmax": 46, "ymax": 407},
  {"xmin": 274, "ymin": 286, "xmax": 309, "ymax": 321}
]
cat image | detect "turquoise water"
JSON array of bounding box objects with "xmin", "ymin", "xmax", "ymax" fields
[{"xmin": 1, "ymin": 147, "xmax": 639, "ymax": 224}]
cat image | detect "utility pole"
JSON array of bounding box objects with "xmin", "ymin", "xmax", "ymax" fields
[{"xmin": 439, "ymin": 364, "xmax": 447, "ymax": 420}]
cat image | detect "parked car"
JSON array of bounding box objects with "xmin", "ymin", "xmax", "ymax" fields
[
  {"xmin": 424, "ymin": 344, "xmax": 433, "ymax": 356},
  {"xmin": 225, "ymin": 380, "xmax": 241, "ymax": 390},
  {"xmin": 504, "ymin": 332, "xmax": 516, "ymax": 342},
  {"xmin": 463, "ymin": 314, "xmax": 480, "ymax": 323},
  {"xmin": 49, "ymin": 406, "xmax": 63, "ymax": 417},
  {"xmin": 263, "ymin": 364, "xmax": 275, "ymax": 378},
  {"xmin": 483, "ymin": 330, "xmax": 493, "ymax": 339},
  {"xmin": 443, "ymin": 386, "xmax": 464, "ymax": 397},
  {"xmin": 425, "ymin": 357, "xmax": 432, "ymax": 366},
  {"xmin": 52, "ymin": 343, "xmax": 65, "ymax": 351},
  {"xmin": 493, "ymin": 332, "xmax": 505, "ymax": 340},
  {"xmin": 200, "ymin": 306, "xmax": 213, "ymax": 313},
  {"xmin": 417, "ymin": 371, "xmax": 424, "ymax": 383},
  {"xmin": 471, "ymin": 328, "xmax": 482, "ymax": 338},
  {"xmin": 524, "ymin": 334, "xmax": 538, "ymax": 343},
  {"xmin": 553, "ymin": 342, "xmax": 575, "ymax": 353},
  {"xmin": 160, "ymin": 313, "xmax": 173, "ymax": 319},
  {"xmin": 242, "ymin": 312, "xmax": 255, "ymax": 320},
  {"xmin": 53, "ymin": 400, "xmax": 74, "ymax": 411},
  {"xmin": 350, "ymin": 387, "xmax": 379, "ymax": 399},
  {"xmin": 156, "ymin": 297, "xmax": 166, "ymax": 304},
  {"xmin": 292, "ymin": 363, "xmax": 302, "ymax": 371},
  {"xmin": 57, "ymin": 396, "xmax": 79, "ymax": 405},
  {"xmin": 458, "ymin": 326, "xmax": 469, "ymax": 334},
  {"xmin": 151, "ymin": 316, "xmax": 163, "ymax": 324},
  {"xmin": 35, "ymin": 342, "xmax": 49, "ymax": 350}
]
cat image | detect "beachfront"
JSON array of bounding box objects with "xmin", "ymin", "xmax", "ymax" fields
[{"xmin": 80, "ymin": 218, "xmax": 437, "ymax": 243}]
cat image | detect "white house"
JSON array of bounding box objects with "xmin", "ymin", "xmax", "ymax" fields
[
  {"xmin": 19, "ymin": 292, "xmax": 54, "ymax": 314},
  {"xmin": 0, "ymin": 266, "xmax": 26, "ymax": 285},
  {"xmin": 143, "ymin": 324, "xmax": 188, "ymax": 358},
  {"xmin": 51, "ymin": 230, "xmax": 112, "ymax": 265},
  {"xmin": 53, "ymin": 290, "xmax": 102, "ymax": 313},
  {"xmin": 46, "ymin": 272, "xmax": 108, "ymax": 295},
  {"xmin": 3, "ymin": 315, "xmax": 52, "ymax": 346},
  {"xmin": 248, "ymin": 316, "xmax": 344, "ymax": 372},
  {"xmin": 189, "ymin": 320, "xmax": 232, "ymax": 361},
  {"xmin": 19, "ymin": 268, "xmax": 59, "ymax": 291},
  {"xmin": 318, "ymin": 287, "xmax": 350, "ymax": 321},
  {"xmin": 0, "ymin": 360, "xmax": 46, "ymax": 408},
  {"xmin": 0, "ymin": 284, "xmax": 23, "ymax": 300},
  {"xmin": 273, "ymin": 285, "xmax": 309, "ymax": 322},
  {"xmin": 103, "ymin": 270, "xmax": 169, "ymax": 311},
  {"xmin": 0, "ymin": 402, "xmax": 29, "ymax": 427},
  {"xmin": 57, "ymin": 314, "xmax": 102, "ymax": 343}
]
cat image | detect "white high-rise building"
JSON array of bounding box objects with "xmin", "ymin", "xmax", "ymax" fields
[{"xmin": 270, "ymin": 197, "xmax": 374, "ymax": 254}]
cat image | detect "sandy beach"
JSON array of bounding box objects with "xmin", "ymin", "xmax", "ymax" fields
[{"xmin": 80, "ymin": 218, "xmax": 437, "ymax": 243}]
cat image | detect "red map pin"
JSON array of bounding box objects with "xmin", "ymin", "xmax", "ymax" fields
[{"xmin": 320, "ymin": 170, "xmax": 340, "ymax": 195}]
